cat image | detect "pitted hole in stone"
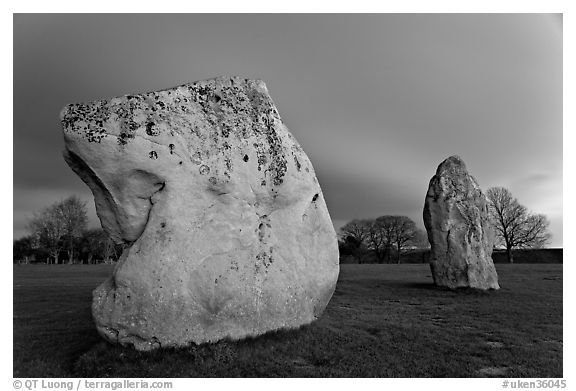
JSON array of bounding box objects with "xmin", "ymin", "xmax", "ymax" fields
[
  {"xmin": 199, "ymin": 165, "xmax": 210, "ymax": 175},
  {"xmin": 145, "ymin": 122, "xmax": 158, "ymax": 136},
  {"xmin": 243, "ymin": 154, "xmax": 249, "ymax": 162},
  {"xmin": 257, "ymin": 215, "xmax": 271, "ymax": 242},
  {"xmin": 312, "ymin": 193, "xmax": 319, "ymax": 202},
  {"xmin": 149, "ymin": 151, "xmax": 158, "ymax": 160},
  {"xmin": 258, "ymin": 223, "xmax": 265, "ymax": 241}
]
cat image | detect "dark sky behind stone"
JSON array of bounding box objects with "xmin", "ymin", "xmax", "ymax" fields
[{"xmin": 13, "ymin": 13, "xmax": 563, "ymax": 246}]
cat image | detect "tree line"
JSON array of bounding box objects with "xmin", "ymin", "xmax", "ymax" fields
[
  {"xmin": 13, "ymin": 196, "xmax": 123, "ymax": 264},
  {"xmin": 13, "ymin": 186, "xmax": 551, "ymax": 265},
  {"xmin": 338, "ymin": 215, "xmax": 428, "ymax": 264},
  {"xmin": 338, "ymin": 187, "xmax": 552, "ymax": 264}
]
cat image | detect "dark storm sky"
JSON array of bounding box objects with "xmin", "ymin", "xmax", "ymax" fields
[{"xmin": 13, "ymin": 14, "xmax": 563, "ymax": 246}]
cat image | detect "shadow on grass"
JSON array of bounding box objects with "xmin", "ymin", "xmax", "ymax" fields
[{"xmin": 74, "ymin": 324, "xmax": 353, "ymax": 377}]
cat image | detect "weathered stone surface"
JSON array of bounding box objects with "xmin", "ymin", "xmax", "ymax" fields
[
  {"xmin": 60, "ymin": 76, "xmax": 340, "ymax": 350},
  {"xmin": 423, "ymin": 156, "xmax": 499, "ymax": 290}
]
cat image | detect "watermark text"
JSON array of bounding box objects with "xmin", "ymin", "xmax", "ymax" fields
[
  {"xmin": 13, "ymin": 379, "xmax": 173, "ymax": 391},
  {"xmin": 502, "ymin": 379, "xmax": 566, "ymax": 389}
]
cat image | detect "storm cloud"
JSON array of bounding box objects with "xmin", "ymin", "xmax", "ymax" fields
[{"xmin": 13, "ymin": 14, "xmax": 562, "ymax": 246}]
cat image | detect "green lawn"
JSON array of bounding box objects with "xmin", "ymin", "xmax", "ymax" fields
[{"xmin": 13, "ymin": 263, "xmax": 562, "ymax": 377}]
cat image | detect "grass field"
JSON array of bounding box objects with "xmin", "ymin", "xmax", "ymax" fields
[{"xmin": 13, "ymin": 263, "xmax": 562, "ymax": 378}]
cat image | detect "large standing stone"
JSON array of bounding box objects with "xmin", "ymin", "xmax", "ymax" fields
[
  {"xmin": 60, "ymin": 76, "xmax": 340, "ymax": 350},
  {"xmin": 423, "ymin": 156, "xmax": 499, "ymax": 290}
]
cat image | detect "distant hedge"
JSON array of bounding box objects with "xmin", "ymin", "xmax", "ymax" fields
[
  {"xmin": 339, "ymin": 248, "xmax": 563, "ymax": 264},
  {"xmin": 491, "ymin": 248, "xmax": 563, "ymax": 264}
]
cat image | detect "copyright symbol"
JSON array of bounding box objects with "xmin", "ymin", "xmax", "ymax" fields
[{"xmin": 13, "ymin": 380, "xmax": 22, "ymax": 389}]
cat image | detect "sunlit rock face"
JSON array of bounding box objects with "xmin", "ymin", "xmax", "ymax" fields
[
  {"xmin": 423, "ymin": 156, "xmax": 499, "ymax": 290},
  {"xmin": 60, "ymin": 76, "xmax": 340, "ymax": 350}
]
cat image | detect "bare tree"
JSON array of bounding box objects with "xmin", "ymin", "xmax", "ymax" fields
[
  {"xmin": 339, "ymin": 219, "xmax": 372, "ymax": 263},
  {"xmin": 105, "ymin": 240, "xmax": 125, "ymax": 263},
  {"xmin": 28, "ymin": 207, "xmax": 66, "ymax": 264},
  {"xmin": 79, "ymin": 228, "xmax": 106, "ymax": 264},
  {"xmin": 366, "ymin": 218, "xmax": 394, "ymax": 263},
  {"xmin": 80, "ymin": 228, "xmax": 122, "ymax": 264},
  {"xmin": 486, "ymin": 187, "xmax": 551, "ymax": 263},
  {"xmin": 378, "ymin": 216, "xmax": 420, "ymax": 263},
  {"xmin": 411, "ymin": 229, "xmax": 430, "ymax": 250},
  {"xmin": 59, "ymin": 196, "xmax": 88, "ymax": 264},
  {"xmin": 340, "ymin": 216, "xmax": 425, "ymax": 264},
  {"xmin": 27, "ymin": 196, "xmax": 88, "ymax": 264}
]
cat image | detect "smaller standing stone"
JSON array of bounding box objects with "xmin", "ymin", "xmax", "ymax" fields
[{"xmin": 423, "ymin": 156, "xmax": 499, "ymax": 290}]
